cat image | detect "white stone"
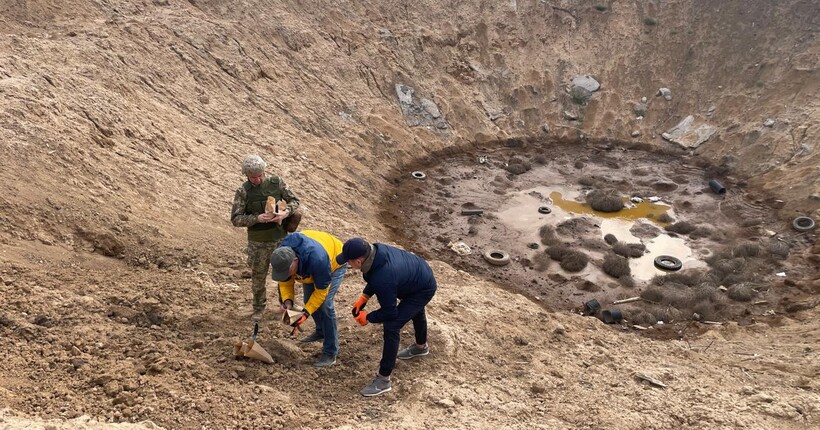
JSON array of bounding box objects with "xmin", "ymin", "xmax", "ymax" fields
[
  {"xmin": 763, "ymin": 118, "xmax": 775, "ymax": 127},
  {"xmin": 571, "ymin": 75, "xmax": 600, "ymax": 92}
]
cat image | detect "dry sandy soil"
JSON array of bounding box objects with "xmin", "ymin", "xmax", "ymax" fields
[{"xmin": 0, "ymin": 0, "xmax": 818, "ymax": 429}]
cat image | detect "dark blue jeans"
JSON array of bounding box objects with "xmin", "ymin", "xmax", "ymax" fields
[
  {"xmin": 379, "ymin": 289, "xmax": 435, "ymax": 377},
  {"xmin": 303, "ymin": 264, "xmax": 347, "ymax": 357}
]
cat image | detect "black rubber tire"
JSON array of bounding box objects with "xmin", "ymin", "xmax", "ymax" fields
[
  {"xmin": 482, "ymin": 249, "xmax": 510, "ymax": 266},
  {"xmin": 792, "ymin": 216, "xmax": 815, "ymax": 232},
  {"xmin": 411, "ymin": 171, "xmax": 427, "ymax": 180},
  {"xmin": 654, "ymin": 255, "xmax": 682, "ymax": 271},
  {"xmin": 538, "ymin": 206, "xmax": 552, "ymax": 214}
]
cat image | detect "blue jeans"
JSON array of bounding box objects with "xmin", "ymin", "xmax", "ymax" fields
[{"xmin": 303, "ymin": 264, "xmax": 347, "ymax": 357}]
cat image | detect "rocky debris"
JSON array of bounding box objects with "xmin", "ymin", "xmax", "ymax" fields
[
  {"xmin": 633, "ymin": 102, "xmax": 648, "ymax": 117},
  {"xmin": 395, "ymin": 84, "xmax": 449, "ymax": 131},
  {"xmin": 631, "ymin": 131, "xmax": 641, "ymax": 137},
  {"xmin": 563, "ymin": 110, "xmax": 578, "ymax": 120},
  {"xmin": 763, "ymin": 118, "xmax": 775, "ymax": 127},
  {"xmin": 657, "ymin": 87, "xmax": 672, "ymax": 100},
  {"xmin": 570, "ymin": 85, "xmax": 593, "ymax": 104},
  {"xmin": 571, "ymin": 75, "xmax": 600, "ymax": 92},
  {"xmin": 661, "ymin": 115, "xmax": 717, "ymax": 148}
]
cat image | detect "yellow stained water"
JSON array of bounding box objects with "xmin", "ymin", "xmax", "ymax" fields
[
  {"xmin": 495, "ymin": 187, "xmax": 705, "ymax": 283},
  {"xmin": 549, "ymin": 191, "xmax": 670, "ymax": 226}
]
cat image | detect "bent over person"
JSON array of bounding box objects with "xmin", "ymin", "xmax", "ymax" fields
[
  {"xmin": 230, "ymin": 154, "xmax": 300, "ymax": 322},
  {"xmin": 336, "ymin": 238, "xmax": 437, "ymax": 396},
  {"xmin": 269, "ymin": 230, "xmax": 347, "ymax": 367}
]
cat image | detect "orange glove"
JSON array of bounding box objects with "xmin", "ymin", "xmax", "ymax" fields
[
  {"xmin": 290, "ymin": 310, "xmax": 309, "ymax": 335},
  {"xmin": 351, "ymin": 294, "xmax": 369, "ymax": 317},
  {"xmin": 353, "ymin": 310, "xmax": 368, "ymax": 326}
]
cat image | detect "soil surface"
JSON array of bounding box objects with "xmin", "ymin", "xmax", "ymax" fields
[{"xmin": 0, "ymin": 0, "xmax": 818, "ymax": 429}]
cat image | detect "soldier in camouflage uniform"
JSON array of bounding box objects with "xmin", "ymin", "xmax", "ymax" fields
[{"xmin": 230, "ymin": 154, "xmax": 300, "ymax": 322}]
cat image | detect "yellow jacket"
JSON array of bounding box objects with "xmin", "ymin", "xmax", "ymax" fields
[{"xmin": 277, "ymin": 230, "xmax": 344, "ymax": 315}]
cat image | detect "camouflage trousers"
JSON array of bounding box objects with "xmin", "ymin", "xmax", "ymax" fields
[{"xmin": 246, "ymin": 240, "xmax": 281, "ymax": 311}]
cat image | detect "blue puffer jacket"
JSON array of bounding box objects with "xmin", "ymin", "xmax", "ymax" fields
[{"xmin": 363, "ymin": 243, "xmax": 437, "ymax": 324}]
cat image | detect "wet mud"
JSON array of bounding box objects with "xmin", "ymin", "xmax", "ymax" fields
[{"xmin": 381, "ymin": 139, "xmax": 817, "ymax": 328}]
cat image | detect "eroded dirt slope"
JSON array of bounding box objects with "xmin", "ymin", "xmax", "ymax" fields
[{"xmin": 0, "ymin": 0, "xmax": 818, "ymax": 428}]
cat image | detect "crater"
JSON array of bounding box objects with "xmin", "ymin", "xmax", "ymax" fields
[{"xmin": 382, "ymin": 138, "xmax": 809, "ymax": 327}]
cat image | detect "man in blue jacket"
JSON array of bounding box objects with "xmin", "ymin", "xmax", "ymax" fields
[{"xmin": 336, "ymin": 238, "xmax": 437, "ymax": 396}]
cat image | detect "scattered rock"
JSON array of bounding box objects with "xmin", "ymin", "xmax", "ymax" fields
[
  {"xmin": 563, "ymin": 110, "xmax": 578, "ymax": 121},
  {"xmin": 570, "ymin": 85, "xmax": 593, "ymax": 104},
  {"xmin": 553, "ymin": 324, "xmax": 566, "ymax": 335},
  {"xmin": 104, "ymin": 380, "xmax": 122, "ymax": 397},
  {"xmin": 661, "ymin": 115, "xmax": 717, "ymax": 148},
  {"xmin": 571, "ymin": 75, "xmax": 600, "ymax": 92},
  {"xmin": 531, "ymin": 383, "xmax": 547, "ymax": 394},
  {"xmin": 395, "ymin": 84, "xmax": 449, "ymax": 131},
  {"xmin": 763, "ymin": 118, "xmax": 775, "ymax": 127},
  {"xmin": 437, "ymin": 398, "xmax": 456, "ymax": 408},
  {"xmin": 657, "ymin": 87, "xmax": 672, "ymax": 100},
  {"xmin": 631, "ymin": 131, "xmax": 641, "ymax": 137}
]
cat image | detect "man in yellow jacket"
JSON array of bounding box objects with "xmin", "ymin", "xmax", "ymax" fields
[{"xmin": 269, "ymin": 230, "xmax": 347, "ymax": 367}]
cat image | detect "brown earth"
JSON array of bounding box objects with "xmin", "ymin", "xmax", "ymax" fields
[{"xmin": 0, "ymin": 0, "xmax": 818, "ymax": 429}]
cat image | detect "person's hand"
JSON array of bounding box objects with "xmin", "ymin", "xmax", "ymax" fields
[
  {"xmin": 280, "ymin": 299, "xmax": 293, "ymax": 311},
  {"xmin": 353, "ymin": 311, "xmax": 368, "ymax": 326},
  {"xmin": 351, "ymin": 294, "xmax": 369, "ymax": 317},
  {"xmin": 257, "ymin": 212, "xmax": 276, "ymax": 223},
  {"xmin": 270, "ymin": 209, "xmax": 290, "ymax": 224},
  {"xmin": 290, "ymin": 310, "xmax": 309, "ymax": 335}
]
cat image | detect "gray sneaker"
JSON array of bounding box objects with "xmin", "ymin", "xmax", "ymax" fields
[
  {"xmin": 361, "ymin": 376, "xmax": 392, "ymax": 397},
  {"xmin": 313, "ymin": 354, "xmax": 336, "ymax": 368},
  {"xmin": 397, "ymin": 344, "xmax": 429, "ymax": 360},
  {"xmin": 299, "ymin": 331, "xmax": 324, "ymax": 343}
]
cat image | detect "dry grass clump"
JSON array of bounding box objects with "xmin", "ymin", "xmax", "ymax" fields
[
  {"xmin": 538, "ymin": 225, "xmax": 560, "ymax": 246},
  {"xmin": 603, "ymin": 253, "xmax": 631, "ymax": 278},
  {"xmin": 574, "ymin": 160, "xmax": 585, "ymax": 169},
  {"xmin": 578, "ymin": 280, "xmax": 600, "ymax": 292},
  {"xmin": 767, "ymin": 240, "xmax": 790, "ymax": 259},
  {"xmin": 618, "ymin": 276, "xmax": 635, "ymax": 289},
  {"xmin": 727, "ymin": 284, "xmax": 755, "ymax": 302},
  {"xmin": 630, "ymin": 310, "xmax": 658, "ymax": 326},
  {"xmin": 604, "ymin": 233, "xmax": 618, "ymax": 245},
  {"xmin": 559, "ymin": 251, "xmax": 589, "ymax": 272},
  {"xmin": 665, "ymin": 221, "xmax": 697, "ymax": 234},
  {"xmin": 578, "ymin": 176, "xmax": 596, "ymax": 187},
  {"xmin": 612, "ymin": 242, "xmax": 645, "ymax": 258},
  {"xmin": 533, "ymin": 154, "xmax": 548, "ymax": 165},
  {"xmin": 640, "ymin": 286, "xmax": 665, "ymax": 303},
  {"xmin": 647, "ymin": 305, "xmax": 683, "ymax": 323},
  {"xmin": 656, "ymin": 213, "xmax": 674, "ymax": 223},
  {"xmin": 532, "ymin": 253, "xmax": 551, "ymax": 272},
  {"xmin": 732, "ymin": 242, "xmax": 761, "ymax": 258},
  {"xmin": 586, "ymin": 189, "xmax": 624, "ymax": 212},
  {"xmin": 652, "ymin": 272, "xmax": 701, "ymax": 287},
  {"xmin": 689, "ymin": 226, "xmax": 713, "ymax": 239},
  {"xmin": 546, "ymin": 244, "xmax": 572, "ymax": 260},
  {"xmin": 691, "ymin": 284, "xmax": 721, "ymax": 303},
  {"xmin": 505, "ymin": 163, "xmax": 530, "ymax": 175},
  {"xmin": 711, "ymin": 257, "xmax": 747, "ymax": 278},
  {"xmin": 692, "ymin": 301, "xmax": 720, "ymax": 321}
]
